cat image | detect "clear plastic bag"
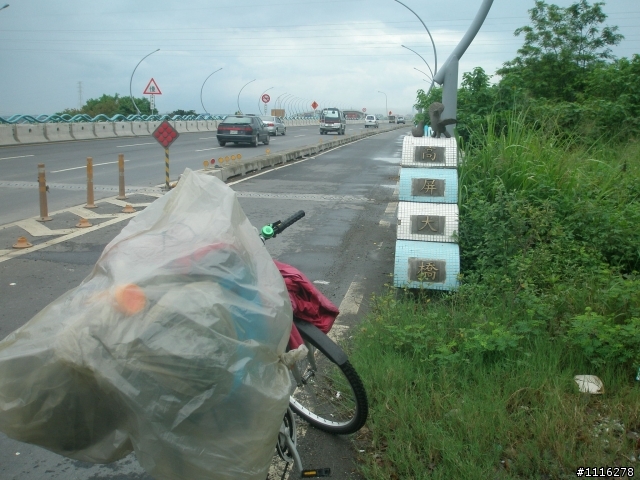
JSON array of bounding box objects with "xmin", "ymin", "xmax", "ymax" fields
[{"xmin": 0, "ymin": 169, "xmax": 293, "ymax": 480}]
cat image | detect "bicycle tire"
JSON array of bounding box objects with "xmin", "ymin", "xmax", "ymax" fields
[{"xmin": 289, "ymin": 322, "xmax": 368, "ymax": 435}]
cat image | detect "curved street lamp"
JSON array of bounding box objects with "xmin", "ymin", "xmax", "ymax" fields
[
  {"xmin": 378, "ymin": 91, "xmax": 387, "ymax": 118},
  {"xmin": 402, "ymin": 44, "xmax": 435, "ymax": 96},
  {"xmin": 236, "ymin": 79, "xmax": 256, "ymax": 114},
  {"xmin": 274, "ymin": 92, "xmax": 288, "ymax": 110},
  {"xmin": 414, "ymin": 67, "xmax": 433, "ymax": 83},
  {"xmin": 0, "ymin": 4, "xmax": 9, "ymax": 12},
  {"xmin": 258, "ymin": 86, "xmax": 274, "ymax": 115},
  {"xmin": 129, "ymin": 48, "xmax": 160, "ymax": 115},
  {"xmin": 394, "ymin": 0, "xmax": 437, "ymax": 76},
  {"xmin": 200, "ymin": 68, "xmax": 223, "ymax": 116}
]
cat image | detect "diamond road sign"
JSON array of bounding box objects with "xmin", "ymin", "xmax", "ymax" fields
[
  {"xmin": 152, "ymin": 121, "xmax": 179, "ymax": 148},
  {"xmin": 311, "ymin": 101, "xmax": 318, "ymax": 110}
]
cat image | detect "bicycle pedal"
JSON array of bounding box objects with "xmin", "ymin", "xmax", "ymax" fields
[{"xmin": 301, "ymin": 468, "xmax": 331, "ymax": 477}]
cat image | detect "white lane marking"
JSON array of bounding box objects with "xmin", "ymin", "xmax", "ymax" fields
[
  {"xmin": 0, "ymin": 214, "xmax": 137, "ymax": 263},
  {"xmin": 0, "ymin": 154, "xmax": 35, "ymax": 161},
  {"xmin": 379, "ymin": 220, "xmax": 390, "ymax": 227},
  {"xmin": 199, "ymin": 136, "xmax": 217, "ymax": 140},
  {"xmin": 328, "ymin": 278, "xmax": 365, "ymax": 343},
  {"xmin": 385, "ymin": 202, "xmax": 398, "ymax": 215},
  {"xmin": 51, "ymin": 159, "xmax": 130, "ymax": 173},
  {"xmin": 294, "ymin": 135, "xmax": 306, "ymax": 137},
  {"xmin": 16, "ymin": 218, "xmax": 76, "ymax": 237},
  {"xmin": 313, "ymin": 280, "xmax": 330, "ymax": 285},
  {"xmin": 116, "ymin": 142, "xmax": 155, "ymax": 148},
  {"xmin": 195, "ymin": 147, "xmax": 223, "ymax": 152}
]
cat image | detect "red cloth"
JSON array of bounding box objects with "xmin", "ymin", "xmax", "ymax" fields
[{"xmin": 274, "ymin": 260, "xmax": 340, "ymax": 349}]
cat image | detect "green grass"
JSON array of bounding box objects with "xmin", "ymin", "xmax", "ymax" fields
[{"xmin": 350, "ymin": 114, "xmax": 640, "ymax": 479}]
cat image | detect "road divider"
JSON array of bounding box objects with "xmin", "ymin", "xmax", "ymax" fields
[{"xmin": 199, "ymin": 125, "xmax": 407, "ymax": 182}]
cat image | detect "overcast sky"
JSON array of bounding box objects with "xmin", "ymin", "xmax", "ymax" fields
[{"xmin": 0, "ymin": 0, "xmax": 638, "ymax": 117}]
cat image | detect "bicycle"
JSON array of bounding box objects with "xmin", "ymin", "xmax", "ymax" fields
[{"xmin": 260, "ymin": 210, "xmax": 369, "ymax": 478}]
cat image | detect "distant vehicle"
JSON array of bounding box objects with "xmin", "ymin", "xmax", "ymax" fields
[
  {"xmin": 364, "ymin": 114, "xmax": 379, "ymax": 129},
  {"xmin": 319, "ymin": 108, "xmax": 346, "ymax": 135},
  {"xmin": 260, "ymin": 116, "xmax": 286, "ymax": 136},
  {"xmin": 397, "ymin": 116, "xmax": 405, "ymax": 124},
  {"xmin": 217, "ymin": 114, "xmax": 270, "ymax": 147},
  {"xmin": 388, "ymin": 115, "xmax": 396, "ymax": 124}
]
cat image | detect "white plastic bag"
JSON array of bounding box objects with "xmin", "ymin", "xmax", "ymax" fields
[{"xmin": 0, "ymin": 169, "xmax": 293, "ymax": 480}]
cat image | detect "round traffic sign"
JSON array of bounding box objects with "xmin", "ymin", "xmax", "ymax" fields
[
  {"xmin": 362, "ymin": 107, "xmax": 366, "ymax": 113},
  {"xmin": 262, "ymin": 94, "xmax": 271, "ymax": 103}
]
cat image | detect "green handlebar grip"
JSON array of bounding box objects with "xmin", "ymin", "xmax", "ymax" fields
[{"xmin": 261, "ymin": 225, "xmax": 275, "ymax": 238}]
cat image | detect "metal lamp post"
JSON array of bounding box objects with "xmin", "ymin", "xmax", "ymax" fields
[
  {"xmin": 129, "ymin": 49, "xmax": 160, "ymax": 116},
  {"xmin": 236, "ymin": 79, "xmax": 256, "ymax": 114},
  {"xmin": 258, "ymin": 86, "xmax": 274, "ymax": 114},
  {"xmin": 402, "ymin": 45, "xmax": 435, "ymax": 97},
  {"xmin": 274, "ymin": 92, "xmax": 288, "ymax": 110},
  {"xmin": 200, "ymin": 68, "xmax": 222, "ymax": 116},
  {"xmin": 414, "ymin": 67, "xmax": 433, "ymax": 82},
  {"xmin": 0, "ymin": 4, "xmax": 9, "ymax": 11},
  {"xmin": 378, "ymin": 91, "xmax": 387, "ymax": 119}
]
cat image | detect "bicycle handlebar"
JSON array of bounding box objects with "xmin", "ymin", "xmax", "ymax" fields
[{"xmin": 260, "ymin": 210, "xmax": 305, "ymax": 240}]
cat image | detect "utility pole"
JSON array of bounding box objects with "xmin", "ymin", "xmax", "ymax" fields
[{"xmin": 77, "ymin": 81, "xmax": 83, "ymax": 110}]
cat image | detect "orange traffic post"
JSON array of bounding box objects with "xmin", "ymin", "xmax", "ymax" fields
[
  {"xmin": 117, "ymin": 153, "xmax": 126, "ymax": 200},
  {"xmin": 85, "ymin": 157, "xmax": 97, "ymax": 208},
  {"xmin": 37, "ymin": 163, "xmax": 51, "ymax": 222}
]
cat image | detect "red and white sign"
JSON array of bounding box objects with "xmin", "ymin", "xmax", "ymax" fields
[
  {"xmin": 362, "ymin": 108, "xmax": 366, "ymax": 113},
  {"xmin": 311, "ymin": 101, "xmax": 318, "ymax": 110},
  {"xmin": 261, "ymin": 94, "xmax": 271, "ymax": 103},
  {"xmin": 143, "ymin": 78, "xmax": 162, "ymax": 95}
]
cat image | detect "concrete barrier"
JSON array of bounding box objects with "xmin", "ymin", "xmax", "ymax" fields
[
  {"xmin": 0, "ymin": 125, "xmax": 19, "ymax": 146},
  {"xmin": 148, "ymin": 121, "xmax": 161, "ymax": 134},
  {"xmin": 44, "ymin": 123, "xmax": 75, "ymax": 142},
  {"xmin": 197, "ymin": 120, "xmax": 208, "ymax": 131},
  {"xmin": 131, "ymin": 122, "xmax": 149, "ymax": 136},
  {"xmin": 71, "ymin": 123, "xmax": 96, "ymax": 141},
  {"xmin": 207, "ymin": 120, "xmax": 218, "ymax": 131},
  {"xmin": 94, "ymin": 122, "xmax": 115, "ymax": 138},
  {"xmin": 114, "ymin": 122, "xmax": 135, "ymax": 137},
  {"xmin": 186, "ymin": 121, "xmax": 199, "ymax": 132},
  {"xmin": 14, "ymin": 124, "xmax": 48, "ymax": 143},
  {"xmin": 171, "ymin": 121, "xmax": 189, "ymax": 133}
]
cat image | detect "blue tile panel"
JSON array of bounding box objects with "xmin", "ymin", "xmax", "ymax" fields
[
  {"xmin": 394, "ymin": 240, "xmax": 460, "ymax": 290},
  {"xmin": 398, "ymin": 168, "xmax": 458, "ymax": 204}
]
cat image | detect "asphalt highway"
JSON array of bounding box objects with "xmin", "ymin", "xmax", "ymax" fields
[
  {"xmin": 0, "ymin": 126, "xmax": 408, "ymax": 479},
  {"xmin": 0, "ymin": 123, "xmax": 373, "ymax": 227}
]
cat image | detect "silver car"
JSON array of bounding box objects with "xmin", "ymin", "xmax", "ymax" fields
[
  {"xmin": 260, "ymin": 116, "xmax": 286, "ymax": 136},
  {"xmin": 364, "ymin": 114, "xmax": 379, "ymax": 128}
]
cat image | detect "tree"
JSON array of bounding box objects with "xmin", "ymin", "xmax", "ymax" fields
[
  {"xmin": 168, "ymin": 109, "xmax": 197, "ymax": 117},
  {"xmin": 57, "ymin": 94, "xmax": 151, "ymax": 117},
  {"xmin": 497, "ymin": 0, "xmax": 623, "ymax": 101}
]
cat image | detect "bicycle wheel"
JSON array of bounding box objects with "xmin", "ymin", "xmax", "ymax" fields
[{"xmin": 289, "ymin": 320, "xmax": 368, "ymax": 434}]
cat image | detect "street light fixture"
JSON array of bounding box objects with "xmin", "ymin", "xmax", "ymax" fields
[
  {"xmin": 274, "ymin": 92, "xmax": 288, "ymax": 110},
  {"xmin": 378, "ymin": 91, "xmax": 387, "ymax": 118},
  {"xmin": 236, "ymin": 79, "xmax": 256, "ymax": 114},
  {"xmin": 402, "ymin": 44, "xmax": 435, "ymax": 96},
  {"xmin": 129, "ymin": 49, "xmax": 160, "ymax": 116},
  {"xmin": 414, "ymin": 67, "xmax": 433, "ymax": 83},
  {"xmin": 200, "ymin": 68, "xmax": 223, "ymax": 116},
  {"xmin": 0, "ymin": 4, "xmax": 9, "ymax": 11},
  {"xmin": 258, "ymin": 86, "xmax": 274, "ymax": 115}
]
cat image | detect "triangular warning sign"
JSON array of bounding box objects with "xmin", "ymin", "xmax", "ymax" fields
[{"xmin": 143, "ymin": 78, "xmax": 162, "ymax": 95}]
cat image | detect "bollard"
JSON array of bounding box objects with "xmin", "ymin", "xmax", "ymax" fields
[
  {"xmin": 117, "ymin": 153, "xmax": 126, "ymax": 200},
  {"xmin": 85, "ymin": 157, "xmax": 97, "ymax": 208},
  {"xmin": 76, "ymin": 218, "xmax": 92, "ymax": 228},
  {"xmin": 165, "ymin": 147, "xmax": 170, "ymax": 190},
  {"xmin": 37, "ymin": 163, "xmax": 51, "ymax": 222}
]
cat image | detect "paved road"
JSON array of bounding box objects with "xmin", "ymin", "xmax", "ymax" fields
[
  {"xmin": 0, "ymin": 127, "xmax": 407, "ymax": 479},
  {"xmin": 0, "ymin": 123, "xmax": 372, "ymax": 227}
]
